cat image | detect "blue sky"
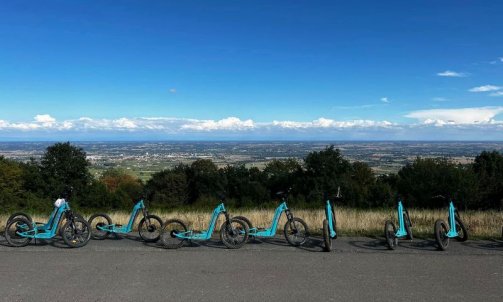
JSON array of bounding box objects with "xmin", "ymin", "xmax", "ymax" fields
[{"xmin": 1, "ymin": 0, "xmax": 502, "ymax": 140}]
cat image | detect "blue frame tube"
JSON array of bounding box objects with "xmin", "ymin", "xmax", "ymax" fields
[
  {"xmin": 175, "ymin": 203, "xmax": 226, "ymax": 240},
  {"xmin": 250, "ymin": 202, "xmax": 288, "ymax": 237},
  {"xmin": 395, "ymin": 200, "xmax": 407, "ymax": 238},
  {"xmin": 325, "ymin": 200, "xmax": 336, "ymax": 238},
  {"xmin": 446, "ymin": 201, "xmax": 459, "ymax": 238}
]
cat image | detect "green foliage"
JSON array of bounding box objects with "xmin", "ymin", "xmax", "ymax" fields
[
  {"xmin": 472, "ymin": 151, "xmax": 503, "ymax": 209},
  {"xmin": 145, "ymin": 165, "xmax": 189, "ymax": 208},
  {"xmin": 40, "ymin": 142, "xmax": 91, "ymax": 199},
  {"xmin": 0, "ymin": 156, "xmax": 25, "ymax": 212},
  {"xmin": 0, "ymin": 143, "xmax": 502, "ymax": 211},
  {"xmin": 396, "ymin": 157, "xmax": 477, "ymax": 209}
]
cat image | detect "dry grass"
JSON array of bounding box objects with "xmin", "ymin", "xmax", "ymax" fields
[{"xmin": 1, "ymin": 208, "xmax": 502, "ymax": 239}]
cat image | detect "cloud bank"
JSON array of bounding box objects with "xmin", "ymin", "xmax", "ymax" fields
[{"xmin": 1, "ymin": 107, "xmax": 503, "ymax": 140}]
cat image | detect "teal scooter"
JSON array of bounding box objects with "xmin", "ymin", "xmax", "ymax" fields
[
  {"xmin": 88, "ymin": 198, "xmax": 163, "ymax": 242},
  {"xmin": 4, "ymin": 194, "xmax": 91, "ymax": 248},
  {"xmin": 433, "ymin": 195, "xmax": 468, "ymax": 251},
  {"xmin": 322, "ymin": 188, "xmax": 341, "ymax": 252},
  {"xmin": 160, "ymin": 197, "xmax": 249, "ymax": 249},
  {"xmin": 234, "ymin": 189, "xmax": 310, "ymax": 247},
  {"xmin": 384, "ymin": 199, "xmax": 413, "ymax": 250}
]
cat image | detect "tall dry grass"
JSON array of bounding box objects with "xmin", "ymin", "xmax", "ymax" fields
[{"xmin": 1, "ymin": 208, "xmax": 502, "ymax": 239}]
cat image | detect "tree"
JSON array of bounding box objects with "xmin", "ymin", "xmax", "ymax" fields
[
  {"xmin": 0, "ymin": 157, "xmax": 24, "ymax": 211},
  {"xmin": 223, "ymin": 165, "xmax": 268, "ymax": 207},
  {"xmin": 99, "ymin": 168, "xmax": 144, "ymax": 209},
  {"xmin": 472, "ymin": 151, "xmax": 503, "ymax": 209},
  {"xmin": 146, "ymin": 165, "xmax": 189, "ymax": 208},
  {"xmin": 40, "ymin": 142, "xmax": 91, "ymax": 199},
  {"xmin": 302, "ymin": 146, "xmax": 352, "ymax": 204},
  {"xmin": 396, "ymin": 157, "xmax": 477, "ymax": 209},
  {"xmin": 187, "ymin": 159, "xmax": 224, "ymax": 204},
  {"xmin": 263, "ymin": 159, "xmax": 302, "ymax": 197}
]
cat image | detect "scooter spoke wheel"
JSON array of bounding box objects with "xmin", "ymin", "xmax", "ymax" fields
[
  {"xmin": 403, "ymin": 211, "xmax": 413, "ymax": 241},
  {"xmin": 5, "ymin": 217, "xmax": 33, "ymax": 247},
  {"xmin": 220, "ymin": 218, "xmax": 249, "ymax": 249},
  {"xmin": 6, "ymin": 212, "xmax": 33, "ymax": 225},
  {"xmin": 284, "ymin": 217, "xmax": 309, "ymax": 247},
  {"xmin": 233, "ymin": 215, "xmax": 253, "ymax": 242},
  {"xmin": 58, "ymin": 213, "xmax": 85, "ymax": 237},
  {"xmin": 62, "ymin": 217, "xmax": 91, "ymax": 248},
  {"xmin": 454, "ymin": 213, "xmax": 468, "ymax": 242},
  {"xmin": 384, "ymin": 220, "xmax": 397, "ymax": 250},
  {"xmin": 88, "ymin": 214, "xmax": 112, "ymax": 240},
  {"xmin": 139, "ymin": 215, "xmax": 163, "ymax": 242},
  {"xmin": 322, "ymin": 219, "xmax": 332, "ymax": 252},
  {"xmin": 434, "ymin": 219, "xmax": 450, "ymax": 251},
  {"xmin": 161, "ymin": 219, "xmax": 187, "ymax": 249}
]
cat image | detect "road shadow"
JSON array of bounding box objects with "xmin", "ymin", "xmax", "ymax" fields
[
  {"xmin": 462, "ymin": 240, "xmax": 503, "ymax": 251},
  {"xmin": 246, "ymin": 236, "xmax": 324, "ymax": 252},
  {"xmin": 108, "ymin": 233, "xmax": 143, "ymax": 242},
  {"xmin": 348, "ymin": 238, "xmax": 389, "ymax": 251},
  {"xmin": 142, "ymin": 237, "xmax": 229, "ymax": 250},
  {"xmin": 398, "ymin": 239, "xmax": 439, "ymax": 251}
]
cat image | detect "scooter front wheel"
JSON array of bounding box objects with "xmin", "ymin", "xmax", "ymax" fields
[
  {"xmin": 139, "ymin": 215, "xmax": 163, "ymax": 242},
  {"xmin": 220, "ymin": 218, "xmax": 249, "ymax": 249},
  {"xmin": 322, "ymin": 219, "xmax": 332, "ymax": 252},
  {"xmin": 434, "ymin": 219, "xmax": 450, "ymax": 251},
  {"xmin": 384, "ymin": 220, "xmax": 397, "ymax": 250},
  {"xmin": 62, "ymin": 217, "xmax": 91, "ymax": 248},
  {"xmin": 88, "ymin": 213, "xmax": 112, "ymax": 240},
  {"xmin": 284, "ymin": 217, "xmax": 309, "ymax": 247},
  {"xmin": 233, "ymin": 215, "xmax": 253, "ymax": 242},
  {"xmin": 4, "ymin": 217, "xmax": 33, "ymax": 247},
  {"xmin": 160, "ymin": 219, "xmax": 187, "ymax": 249}
]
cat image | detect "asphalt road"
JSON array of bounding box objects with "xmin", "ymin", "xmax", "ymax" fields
[{"xmin": 0, "ymin": 234, "xmax": 502, "ymax": 302}]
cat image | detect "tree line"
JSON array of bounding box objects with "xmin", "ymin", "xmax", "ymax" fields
[{"xmin": 0, "ymin": 142, "xmax": 502, "ymax": 212}]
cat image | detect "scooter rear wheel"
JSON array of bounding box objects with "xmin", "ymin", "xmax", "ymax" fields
[
  {"xmin": 4, "ymin": 217, "xmax": 33, "ymax": 247},
  {"xmin": 384, "ymin": 220, "xmax": 397, "ymax": 250},
  {"xmin": 434, "ymin": 219, "xmax": 450, "ymax": 251},
  {"xmin": 88, "ymin": 213, "xmax": 112, "ymax": 240},
  {"xmin": 61, "ymin": 217, "xmax": 91, "ymax": 248},
  {"xmin": 220, "ymin": 218, "xmax": 249, "ymax": 249},
  {"xmin": 160, "ymin": 219, "xmax": 187, "ymax": 249},
  {"xmin": 322, "ymin": 219, "xmax": 332, "ymax": 252},
  {"xmin": 284, "ymin": 217, "xmax": 309, "ymax": 247},
  {"xmin": 403, "ymin": 210, "xmax": 413, "ymax": 240},
  {"xmin": 139, "ymin": 215, "xmax": 163, "ymax": 242},
  {"xmin": 454, "ymin": 213, "xmax": 468, "ymax": 242},
  {"xmin": 6, "ymin": 212, "xmax": 33, "ymax": 225}
]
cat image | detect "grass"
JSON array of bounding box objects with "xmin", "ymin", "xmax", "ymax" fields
[{"xmin": 2, "ymin": 208, "xmax": 501, "ymax": 239}]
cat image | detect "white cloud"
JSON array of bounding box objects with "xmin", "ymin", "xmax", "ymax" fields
[
  {"xmin": 489, "ymin": 91, "xmax": 503, "ymax": 97},
  {"xmin": 380, "ymin": 97, "xmax": 389, "ymax": 103},
  {"xmin": 271, "ymin": 118, "xmax": 393, "ymax": 129},
  {"xmin": 469, "ymin": 85, "xmax": 502, "ymax": 92},
  {"xmin": 169, "ymin": 88, "xmax": 176, "ymax": 93},
  {"xmin": 181, "ymin": 117, "xmax": 255, "ymax": 131},
  {"xmin": 405, "ymin": 106, "xmax": 503, "ymax": 125},
  {"xmin": 437, "ymin": 70, "xmax": 467, "ymax": 77},
  {"xmin": 34, "ymin": 114, "xmax": 56, "ymax": 125}
]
